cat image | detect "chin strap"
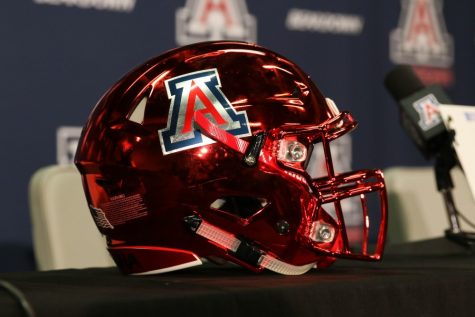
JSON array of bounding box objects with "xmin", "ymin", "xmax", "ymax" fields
[
  {"xmin": 194, "ymin": 111, "xmax": 249, "ymax": 153},
  {"xmin": 184, "ymin": 215, "xmax": 316, "ymax": 275},
  {"xmin": 194, "ymin": 111, "xmax": 267, "ymax": 167}
]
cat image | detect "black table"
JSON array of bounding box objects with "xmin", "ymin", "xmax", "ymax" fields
[{"xmin": 1, "ymin": 238, "xmax": 475, "ymax": 317}]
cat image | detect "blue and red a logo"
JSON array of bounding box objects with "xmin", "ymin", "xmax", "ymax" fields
[
  {"xmin": 158, "ymin": 69, "xmax": 251, "ymax": 155},
  {"xmin": 413, "ymin": 94, "xmax": 442, "ymax": 131},
  {"xmin": 176, "ymin": 0, "xmax": 256, "ymax": 45},
  {"xmin": 390, "ymin": 0, "xmax": 453, "ymax": 68}
]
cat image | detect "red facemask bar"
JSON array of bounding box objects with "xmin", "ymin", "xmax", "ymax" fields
[
  {"xmin": 307, "ymin": 169, "xmax": 387, "ymax": 260},
  {"xmin": 194, "ymin": 110, "xmax": 388, "ymax": 262}
]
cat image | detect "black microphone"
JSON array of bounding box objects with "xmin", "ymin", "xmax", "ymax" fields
[
  {"xmin": 385, "ymin": 66, "xmax": 475, "ymax": 247},
  {"xmin": 384, "ymin": 65, "xmax": 452, "ymax": 160}
]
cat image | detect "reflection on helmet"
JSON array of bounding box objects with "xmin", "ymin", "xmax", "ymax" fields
[{"xmin": 75, "ymin": 41, "xmax": 387, "ymax": 275}]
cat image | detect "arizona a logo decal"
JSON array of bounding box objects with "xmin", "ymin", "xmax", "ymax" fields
[
  {"xmin": 158, "ymin": 69, "xmax": 251, "ymax": 155},
  {"xmin": 413, "ymin": 94, "xmax": 442, "ymax": 131}
]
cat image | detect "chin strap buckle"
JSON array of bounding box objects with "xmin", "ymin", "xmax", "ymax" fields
[{"xmin": 184, "ymin": 214, "xmax": 316, "ymax": 275}]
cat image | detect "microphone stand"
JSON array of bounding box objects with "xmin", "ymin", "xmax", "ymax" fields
[{"xmin": 434, "ymin": 129, "xmax": 475, "ymax": 248}]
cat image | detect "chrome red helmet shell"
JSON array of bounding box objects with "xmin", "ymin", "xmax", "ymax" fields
[{"xmin": 75, "ymin": 41, "xmax": 387, "ymax": 275}]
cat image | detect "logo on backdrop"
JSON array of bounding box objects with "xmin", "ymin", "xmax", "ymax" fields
[
  {"xmin": 176, "ymin": 0, "xmax": 256, "ymax": 45},
  {"xmin": 413, "ymin": 94, "xmax": 442, "ymax": 131},
  {"xmin": 33, "ymin": 0, "xmax": 136, "ymax": 12},
  {"xmin": 158, "ymin": 69, "xmax": 251, "ymax": 155},
  {"xmin": 57, "ymin": 126, "xmax": 82, "ymax": 164},
  {"xmin": 390, "ymin": 0, "xmax": 454, "ymax": 86},
  {"xmin": 285, "ymin": 8, "xmax": 364, "ymax": 36}
]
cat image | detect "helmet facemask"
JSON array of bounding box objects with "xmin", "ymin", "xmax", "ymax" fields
[{"xmin": 193, "ymin": 104, "xmax": 388, "ymax": 272}]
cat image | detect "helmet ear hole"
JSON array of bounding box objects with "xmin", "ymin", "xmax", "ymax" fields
[{"xmin": 210, "ymin": 196, "xmax": 269, "ymax": 220}]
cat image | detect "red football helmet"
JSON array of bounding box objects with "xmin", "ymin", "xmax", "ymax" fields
[{"xmin": 75, "ymin": 41, "xmax": 387, "ymax": 275}]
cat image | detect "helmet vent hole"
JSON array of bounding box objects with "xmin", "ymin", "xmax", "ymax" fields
[
  {"xmin": 128, "ymin": 96, "xmax": 148, "ymax": 124},
  {"xmin": 210, "ymin": 196, "xmax": 269, "ymax": 219}
]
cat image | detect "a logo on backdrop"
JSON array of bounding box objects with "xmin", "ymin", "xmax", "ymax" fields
[
  {"xmin": 176, "ymin": 0, "xmax": 256, "ymax": 45},
  {"xmin": 413, "ymin": 94, "xmax": 442, "ymax": 131},
  {"xmin": 33, "ymin": 0, "xmax": 136, "ymax": 12},
  {"xmin": 57, "ymin": 126, "xmax": 83, "ymax": 164},
  {"xmin": 158, "ymin": 69, "xmax": 251, "ymax": 155},
  {"xmin": 390, "ymin": 0, "xmax": 454, "ymax": 86},
  {"xmin": 285, "ymin": 8, "xmax": 364, "ymax": 35}
]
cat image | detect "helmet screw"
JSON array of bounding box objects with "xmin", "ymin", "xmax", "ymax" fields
[
  {"xmin": 289, "ymin": 143, "xmax": 305, "ymax": 161},
  {"xmin": 310, "ymin": 221, "xmax": 335, "ymax": 243},
  {"xmin": 243, "ymin": 155, "xmax": 257, "ymax": 166},
  {"xmin": 318, "ymin": 227, "xmax": 332, "ymax": 241},
  {"xmin": 276, "ymin": 220, "xmax": 290, "ymax": 235}
]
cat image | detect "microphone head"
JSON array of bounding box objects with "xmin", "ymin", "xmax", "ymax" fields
[
  {"xmin": 384, "ymin": 65, "xmax": 425, "ymax": 102},
  {"xmin": 384, "ymin": 65, "xmax": 453, "ymax": 160}
]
